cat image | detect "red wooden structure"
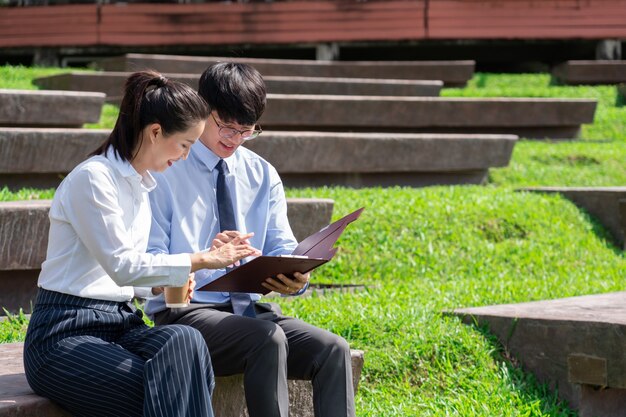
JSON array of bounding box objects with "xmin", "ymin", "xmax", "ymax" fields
[{"xmin": 0, "ymin": 1, "xmax": 625, "ymax": 49}]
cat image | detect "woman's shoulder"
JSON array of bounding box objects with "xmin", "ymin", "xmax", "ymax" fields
[{"xmin": 62, "ymin": 154, "xmax": 117, "ymax": 188}]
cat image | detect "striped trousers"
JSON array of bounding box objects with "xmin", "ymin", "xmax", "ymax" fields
[{"xmin": 23, "ymin": 289, "xmax": 215, "ymax": 417}]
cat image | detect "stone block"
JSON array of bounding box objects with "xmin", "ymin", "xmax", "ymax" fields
[
  {"xmin": 259, "ymin": 95, "xmax": 597, "ymax": 139},
  {"xmin": 0, "ymin": 89, "xmax": 105, "ymax": 128},
  {"xmin": 451, "ymin": 292, "xmax": 626, "ymax": 415},
  {"xmin": 0, "ymin": 198, "xmax": 333, "ymax": 313},
  {"xmin": 212, "ymin": 349, "xmax": 364, "ymax": 417},
  {"xmin": 97, "ymin": 53, "xmax": 475, "ymax": 86},
  {"xmin": 0, "ymin": 129, "xmax": 517, "ymax": 189},
  {"xmin": 552, "ymin": 61, "xmax": 626, "ymax": 85},
  {"xmin": 519, "ymin": 187, "xmax": 626, "ymax": 248},
  {"xmin": 244, "ymin": 132, "xmax": 517, "ymax": 187},
  {"xmin": 0, "ymin": 128, "xmax": 107, "ymax": 188},
  {"xmin": 34, "ymin": 72, "xmax": 443, "ymax": 103},
  {"xmin": 0, "ymin": 343, "xmax": 364, "ymax": 417}
]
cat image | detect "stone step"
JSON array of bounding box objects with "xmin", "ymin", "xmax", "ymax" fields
[
  {"xmin": 0, "ymin": 342, "xmax": 364, "ymax": 417},
  {"xmin": 0, "ymin": 128, "xmax": 517, "ymax": 189},
  {"xmin": 0, "ymin": 198, "xmax": 333, "ymax": 314},
  {"xmin": 96, "ymin": 53, "xmax": 475, "ymax": 87},
  {"xmin": 0, "ymin": 89, "xmax": 105, "ymax": 128},
  {"xmin": 452, "ymin": 292, "xmax": 626, "ymax": 417},
  {"xmin": 258, "ymin": 95, "xmax": 596, "ymax": 139},
  {"xmin": 552, "ymin": 60, "xmax": 626, "ymax": 85},
  {"xmin": 519, "ymin": 187, "xmax": 626, "ymax": 249},
  {"xmin": 33, "ymin": 72, "xmax": 443, "ymax": 103}
]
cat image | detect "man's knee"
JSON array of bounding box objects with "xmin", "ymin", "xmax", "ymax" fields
[
  {"xmin": 252, "ymin": 321, "xmax": 288, "ymax": 355},
  {"xmin": 322, "ymin": 333, "xmax": 351, "ymax": 364}
]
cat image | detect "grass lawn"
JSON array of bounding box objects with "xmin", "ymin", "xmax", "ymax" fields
[{"xmin": 2, "ymin": 66, "xmax": 626, "ymax": 416}]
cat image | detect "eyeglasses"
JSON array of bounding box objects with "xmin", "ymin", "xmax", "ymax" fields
[{"xmin": 211, "ymin": 113, "xmax": 262, "ymax": 141}]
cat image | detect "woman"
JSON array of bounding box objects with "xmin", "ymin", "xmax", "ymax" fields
[{"xmin": 23, "ymin": 71, "xmax": 259, "ymax": 417}]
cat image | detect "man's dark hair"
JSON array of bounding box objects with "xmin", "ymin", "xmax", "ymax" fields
[
  {"xmin": 91, "ymin": 70, "xmax": 209, "ymax": 161},
  {"xmin": 198, "ymin": 62, "xmax": 267, "ymax": 126}
]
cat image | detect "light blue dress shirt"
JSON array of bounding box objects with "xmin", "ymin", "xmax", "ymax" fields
[{"xmin": 144, "ymin": 141, "xmax": 299, "ymax": 316}]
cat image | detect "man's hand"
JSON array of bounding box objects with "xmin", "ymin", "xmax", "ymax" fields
[
  {"xmin": 210, "ymin": 231, "xmax": 256, "ymax": 267},
  {"xmin": 262, "ymin": 272, "xmax": 310, "ymax": 295}
]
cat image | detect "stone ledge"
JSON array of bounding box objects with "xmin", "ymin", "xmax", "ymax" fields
[
  {"xmin": 0, "ymin": 89, "xmax": 104, "ymax": 128},
  {"xmin": 552, "ymin": 60, "xmax": 626, "ymax": 85},
  {"xmin": 34, "ymin": 72, "xmax": 443, "ymax": 103},
  {"xmin": 0, "ymin": 128, "xmax": 517, "ymax": 189},
  {"xmin": 519, "ymin": 187, "xmax": 626, "ymax": 248},
  {"xmin": 259, "ymin": 95, "xmax": 597, "ymax": 139},
  {"xmin": 97, "ymin": 53, "xmax": 475, "ymax": 86},
  {"xmin": 0, "ymin": 342, "xmax": 363, "ymax": 417},
  {"xmin": 0, "ymin": 198, "xmax": 332, "ymax": 313},
  {"xmin": 451, "ymin": 292, "xmax": 626, "ymax": 417}
]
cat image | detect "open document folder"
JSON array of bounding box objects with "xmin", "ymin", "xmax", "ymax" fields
[{"xmin": 198, "ymin": 207, "xmax": 365, "ymax": 295}]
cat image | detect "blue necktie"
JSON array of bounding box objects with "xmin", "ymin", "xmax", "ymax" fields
[{"xmin": 215, "ymin": 159, "xmax": 256, "ymax": 318}]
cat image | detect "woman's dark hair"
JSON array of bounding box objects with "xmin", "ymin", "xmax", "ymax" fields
[
  {"xmin": 198, "ymin": 62, "xmax": 266, "ymax": 126},
  {"xmin": 92, "ymin": 70, "xmax": 210, "ymax": 161}
]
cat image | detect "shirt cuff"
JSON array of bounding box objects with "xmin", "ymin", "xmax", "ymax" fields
[
  {"xmin": 133, "ymin": 287, "xmax": 154, "ymax": 299},
  {"xmin": 168, "ymin": 253, "xmax": 193, "ymax": 286}
]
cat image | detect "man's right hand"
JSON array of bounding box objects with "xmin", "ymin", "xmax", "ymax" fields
[
  {"xmin": 190, "ymin": 232, "xmax": 260, "ymax": 271},
  {"xmin": 211, "ymin": 230, "xmax": 252, "ymax": 250}
]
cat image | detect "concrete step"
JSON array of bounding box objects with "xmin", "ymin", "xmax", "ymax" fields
[
  {"xmin": 33, "ymin": 72, "xmax": 443, "ymax": 103},
  {"xmin": 552, "ymin": 60, "xmax": 626, "ymax": 85},
  {"xmin": 452, "ymin": 292, "xmax": 626, "ymax": 417},
  {"xmin": 0, "ymin": 128, "xmax": 517, "ymax": 189},
  {"xmin": 519, "ymin": 187, "xmax": 626, "ymax": 249},
  {"xmin": 0, "ymin": 342, "xmax": 364, "ymax": 417},
  {"xmin": 0, "ymin": 198, "xmax": 333, "ymax": 314},
  {"xmin": 0, "ymin": 89, "xmax": 105, "ymax": 128},
  {"xmin": 96, "ymin": 53, "xmax": 475, "ymax": 87},
  {"xmin": 258, "ymin": 95, "xmax": 596, "ymax": 139}
]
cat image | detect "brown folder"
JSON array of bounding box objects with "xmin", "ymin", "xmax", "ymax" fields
[{"xmin": 197, "ymin": 207, "xmax": 364, "ymax": 295}]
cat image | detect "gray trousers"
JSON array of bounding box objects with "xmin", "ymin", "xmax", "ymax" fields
[
  {"xmin": 155, "ymin": 302, "xmax": 356, "ymax": 417},
  {"xmin": 24, "ymin": 289, "xmax": 214, "ymax": 417}
]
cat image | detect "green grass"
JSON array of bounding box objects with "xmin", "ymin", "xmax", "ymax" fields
[
  {"xmin": 0, "ymin": 309, "xmax": 29, "ymax": 343},
  {"xmin": 0, "ymin": 187, "xmax": 55, "ymax": 201},
  {"xmin": 3, "ymin": 67, "xmax": 626, "ymax": 415},
  {"xmin": 443, "ymin": 74, "xmax": 626, "ymax": 187}
]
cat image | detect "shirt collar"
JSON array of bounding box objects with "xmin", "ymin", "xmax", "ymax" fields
[
  {"xmin": 104, "ymin": 146, "xmax": 157, "ymax": 192},
  {"xmin": 190, "ymin": 141, "xmax": 236, "ymax": 174}
]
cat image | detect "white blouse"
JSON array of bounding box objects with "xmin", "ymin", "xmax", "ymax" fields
[{"xmin": 38, "ymin": 148, "xmax": 191, "ymax": 302}]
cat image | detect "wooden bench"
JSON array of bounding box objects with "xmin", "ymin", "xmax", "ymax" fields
[
  {"xmin": 34, "ymin": 72, "xmax": 443, "ymax": 103},
  {"xmin": 519, "ymin": 187, "xmax": 626, "ymax": 249},
  {"xmin": 257, "ymin": 95, "xmax": 596, "ymax": 139},
  {"xmin": 0, "ymin": 128, "xmax": 517, "ymax": 189},
  {"xmin": 0, "ymin": 199, "xmax": 333, "ymax": 314},
  {"xmin": 3, "ymin": 1, "xmax": 626, "ymax": 52},
  {"xmin": 0, "ymin": 90, "xmax": 104, "ymax": 128},
  {"xmin": 552, "ymin": 61, "xmax": 626, "ymax": 85},
  {"xmin": 452, "ymin": 292, "xmax": 626, "ymax": 417},
  {"xmin": 97, "ymin": 53, "xmax": 475, "ymax": 87},
  {"xmin": 0, "ymin": 342, "xmax": 364, "ymax": 417}
]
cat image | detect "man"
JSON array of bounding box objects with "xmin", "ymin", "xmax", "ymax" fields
[{"xmin": 145, "ymin": 62, "xmax": 356, "ymax": 417}]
